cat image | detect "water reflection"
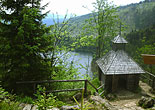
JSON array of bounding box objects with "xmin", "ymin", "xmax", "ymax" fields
[{"xmin": 67, "ymin": 51, "xmax": 93, "ymax": 78}]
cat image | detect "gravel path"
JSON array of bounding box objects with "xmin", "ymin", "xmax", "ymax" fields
[{"xmin": 109, "ymin": 81, "xmax": 154, "ymax": 110}]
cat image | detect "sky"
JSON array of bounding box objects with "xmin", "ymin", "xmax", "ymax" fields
[{"xmin": 41, "ymin": 0, "xmax": 144, "ymax": 17}]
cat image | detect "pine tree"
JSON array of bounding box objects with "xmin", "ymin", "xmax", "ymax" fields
[{"xmin": 0, "ymin": 0, "xmax": 52, "ymax": 94}]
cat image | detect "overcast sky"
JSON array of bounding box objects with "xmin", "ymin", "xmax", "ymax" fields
[{"xmin": 41, "ymin": 0, "xmax": 144, "ymax": 16}]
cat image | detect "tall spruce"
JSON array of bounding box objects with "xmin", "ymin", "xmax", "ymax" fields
[{"xmin": 0, "ymin": 0, "xmax": 52, "ymax": 93}]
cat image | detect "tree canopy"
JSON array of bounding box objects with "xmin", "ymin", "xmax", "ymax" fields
[{"xmin": 0, "ymin": 0, "xmax": 52, "ymax": 93}]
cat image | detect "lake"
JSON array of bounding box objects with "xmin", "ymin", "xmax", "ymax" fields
[{"xmin": 66, "ymin": 51, "xmax": 93, "ymax": 78}]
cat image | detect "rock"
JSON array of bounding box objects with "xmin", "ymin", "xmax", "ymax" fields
[
  {"xmin": 60, "ymin": 105, "xmax": 79, "ymax": 110},
  {"xmin": 152, "ymin": 106, "xmax": 155, "ymax": 110},
  {"xmin": 90, "ymin": 95, "xmax": 107, "ymax": 104},
  {"xmin": 141, "ymin": 90, "xmax": 150, "ymax": 97},
  {"xmin": 23, "ymin": 104, "xmax": 32, "ymax": 110},
  {"xmin": 31, "ymin": 105, "xmax": 38, "ymax": 110},
  {"xmin": 106, "ymin": 93, "xmax": 116, "ymax": 101},
  {"xmin": 143, "ymin": 97, "xmax": 154, "ymax": 108},
  {"xmin": 138, "ymin": 96, "xmax": 146, "ymax": 106},
  {"xmin": 19, "ymin": 103, "xmax": 26, "ymax": 109},
  {"xmin": 138, "ymin": 96, "xmax": 154, "ymax": 108},
  {"xmin": 90, "ymin": 95, "xmax": 118, "ymax": 110},
  {"xmin": 51, "ymin": 107, "xmax": 60, "ymax": 110}
]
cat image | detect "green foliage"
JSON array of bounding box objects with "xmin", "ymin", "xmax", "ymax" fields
[
  {"xmin": 126, "ymin": 25, "xmax": 155, "ymax": 73},
  {"xmin": 50, "ymin": 60, "xmax": 82, "ymax": 94},
  {"xmin": 0, "ymin": 86, "xmax": 15, "ymax": 103},
  {"xmin": 66, "ymin": 1, "xmax": 155, "ymax": 54},
  {"xmin": 33, "ymin": 85, "xmax": 56, "ymax": 110},
  {"xmin": 73, "ymin": 89, "xmax": 92, "ymax": 110},
  {"xmin": 71, "ymin": 0, "xmax": 119, "ymax": 57},
  {"xmin": 119, "ymin": 1, "xmax": 155, "ymax": 32},
  {"xmin": 16, "ymin": 96, "xmax": 33, "ymax": 104},
  {"xmin": 49, "ymin": 16, "xmax": 70, "ymax": 61},
  {"xmin": 0, "ymin": 86, "xmax": 9, "ymax": 102},
  {"xmin": 0, "ymin": 0, "xmax": 52, "ymax": 94},
  {"xmin": 0, "ymin": 101, "xmax": 21, "ymax": 110},
  {"xmin": 68, "ymin": 1, "xmax": 155, "ymax": 35},
  {"xmin": 33, "ymin": 85, "xmax": 65, "ymax": 110},
  {"xmin": 0, "ymin": 86, "xmax": 21, "ymax": 110},
  {"xmin": 87, "ymin": 78, "xmax": 100, "ymax": 94}
]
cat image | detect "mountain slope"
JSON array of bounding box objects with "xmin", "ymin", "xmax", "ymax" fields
[
  {"xmin": 42, "ymin": 1, "xmax": 155, "ymax": 39},
  {"xmin": 67, "ymin": 1, "xmax": 155, "ymax": 33},
  {"xmin": 119, "ymin": 1, "xmax": 155, "ymax": 31}
]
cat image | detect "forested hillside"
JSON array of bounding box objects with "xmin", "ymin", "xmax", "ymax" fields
[
  {"xmin": 126, "ymin": 25, "xmax": 155, "ymax": 72},
  {"xmin": 121, "ymin": 0, "xmax": 155, "ymax": 72},
  {"xmin": 119, "ymin": 1, "xmax": 155, "ymax": 32},
  {"xmin": 66, "ymin": 0, "xmax": 155, "ymax": 33}
]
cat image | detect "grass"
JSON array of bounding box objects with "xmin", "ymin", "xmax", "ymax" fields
[
  {"xmin": 16, "ymin": 96, "xmax": 33, "ymax": 104},
  {"xmin": 0, "ymin": 101, "xmax": 21, "ymax": 110}
]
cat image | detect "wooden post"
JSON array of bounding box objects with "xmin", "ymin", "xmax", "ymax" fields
[
  {"xmin": 98, "ymin": 67, "xmax": 102, "ymax": 81},
  {"xmin": 84, "ymin": 80, "xmax": 87, "ymax": 97},
  {"xmin": 112, "ymin": 75, "xmax": 118, "ymax": 92}
]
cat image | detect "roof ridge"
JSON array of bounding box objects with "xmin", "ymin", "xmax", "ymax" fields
[
  {"xmin": 115, "ymin": 35, "xmax": 120, "ymax": 43},
  {"xmin": 113, "ymin": 35, "xmax": 128, "ymax": 43},
  {"xmin": 104, "ymin": 51, "xmax": 118, "ymax": 74}
]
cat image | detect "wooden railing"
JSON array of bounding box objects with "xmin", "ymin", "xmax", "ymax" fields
[
  {"xmin": 16, "ymin": 79, "xmax": 101, "ymax": 96},
  {"xmin": 97, "ymin": 84, "xmax": 104, "ymax": 96},
  {"xmin": 140, "ymin": 71, "xmax": 155, "ymax": 90}
]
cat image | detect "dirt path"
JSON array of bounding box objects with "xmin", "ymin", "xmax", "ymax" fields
[
  {"xmin": 109, "ymin": 81, "xmax": 154, "ymax": 110},
  {"xmin": 110, "ymin": 98, "xmax": 144, "ymax": 110}
]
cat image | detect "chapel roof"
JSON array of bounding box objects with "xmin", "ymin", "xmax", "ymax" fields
[
  {"xmin": 96, "ymin": 50, "xmax": 145, "ymax": 75},
  {"xmin": 112, "ymin": 35, "xmax": 128, "ymax": 44}
]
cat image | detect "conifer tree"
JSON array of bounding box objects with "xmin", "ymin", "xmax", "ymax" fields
[{"xmin": 0, "ymin": 0, "xmax": 52, "ymax": 93}]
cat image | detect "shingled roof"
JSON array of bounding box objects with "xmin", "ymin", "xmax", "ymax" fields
[
  {"xmin": 96, "ymin": 50, "xmax": 145, "ymax": 75},
  {"xmin": 112, "ymin": 35, "xmax": 128, "ymax": 44}
]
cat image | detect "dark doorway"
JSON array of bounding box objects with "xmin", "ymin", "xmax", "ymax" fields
[{"xmin": 118, "ymin": 75, "xmax": 127, "ymax": 89}]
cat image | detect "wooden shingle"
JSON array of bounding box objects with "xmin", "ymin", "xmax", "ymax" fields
[{"xmin": 96, "ymin": 50, "xmax": 145, "ymax": 75}]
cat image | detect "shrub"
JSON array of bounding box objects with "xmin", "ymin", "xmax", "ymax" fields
[
  {"xmin": 0, "ymin": 86, "xmax": 21, "ymax": 110},
  {"xmin": 0, "ymin": 101, "xmax": 21, "ymax": 110},
  {"xmin": 0, "ymin": 86, "xmax": 9, "ymax": 102},
  {"xmin": 16, "ymin": 96, "xmax": 33, "ymax": 104},
  {"xmin": 33, "ymin": 85, "xmax": 65, "ymax": 110}
]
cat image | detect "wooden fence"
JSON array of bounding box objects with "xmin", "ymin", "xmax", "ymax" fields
[
  {"xmin": 16, "ymin": 79, "xmax": 104, "ymax": 96},
  {"xmin": 140, "ymin": 71, "xmax": 155, "ymax": 90}
]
